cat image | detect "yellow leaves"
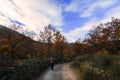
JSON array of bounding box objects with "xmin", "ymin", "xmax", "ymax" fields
[
  {"xmin": 0, "ymin": 45, "xmax": 11, "ymax": 57},
  {"xmin": 63, "ymin": 47, "xmax": 71, "ymax": 59}
]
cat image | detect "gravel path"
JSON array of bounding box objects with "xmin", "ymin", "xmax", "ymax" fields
[{"xmin": 37, "ymin": 63, "xmax": 77, "ymax": 80}]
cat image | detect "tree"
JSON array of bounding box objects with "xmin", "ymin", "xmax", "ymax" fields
[
  {"xmin": 0, "ymin": 24, "xmax": 37, "ymax": 63},
  {"xmin": 72, "ymin": 40, "xmax": 82, "ymax": 55},
  {"xmin": 84, "ymin": 17, "xmax": 120, "ymax": 54},
  {"xmin": 38, "ymin": 24, "xmax": 56, "ymax": 57},
  {"xmin": 52, "ymin": 31, "xmax": 67, "ymax": 59},
  {"xmin": 0, "ymin": 25, "xmax": 25, "ymax": 63},
  {"xmin": 63, "ymin": 45, "xmax": 73, "ymax": 60}
]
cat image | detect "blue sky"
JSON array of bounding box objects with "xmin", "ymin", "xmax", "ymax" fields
[{"xmin": 0, "ymin": 0, "xmax": 120, "ymax": 42}]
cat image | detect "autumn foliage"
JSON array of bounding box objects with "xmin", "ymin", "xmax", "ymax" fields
[
  {"xmin": 0, "ymin": 17, "xmax": 120, "ymax": 66},
  {"xmin": 82, "ymin": 18, "xmax": 120, "ymax": 55}
]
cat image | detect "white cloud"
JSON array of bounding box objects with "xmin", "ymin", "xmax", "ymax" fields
[
  {"xmin": 64, "ymin": 18, "xmax": 99, "ymax": 42},
  {"xmin": 81, "ymin": 0, "xmax": 117, "ymax": 17},
  {"xmin": 0, "ymin": 0, "xmax": 63, "ymax": 32},
  {"xmin": 64, "ymin": 5, "xmax": 120, "ymax": 42},
  {"xmin": 65, "ymin": 0, "xmax": 117, "ymax": 17},
  {"xmin": 65, "ymin": 0, "xmax": 79, "ymax": 12},
  {"xmin": 105, "ymin": 6, "xmax": 120, "ymax": 18},
  {"xmin": 96, "ymin": 5, "xmax": 120, "ymax": 24}
]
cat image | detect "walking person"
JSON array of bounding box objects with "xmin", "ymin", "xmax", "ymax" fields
[{"xmin": 50, "ymin": 55, "xmax": 54, "ymax": 70}]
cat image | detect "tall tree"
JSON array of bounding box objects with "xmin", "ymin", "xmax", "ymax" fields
[
  {"xmin": 52, "ymin": 31, "xmax": 67, "ymax": 59},
  {"xmin": 38, "ymin": 24, "xmax": 56, "ymax": 57}
]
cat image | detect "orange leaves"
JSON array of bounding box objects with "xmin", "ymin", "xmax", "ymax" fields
[
  {"xmin": 83, "ymin": 17, "xmax": 120, "ymax": 54},
  {"xmin": 0, "ymin": 37, "xmax": 23, "ymax": 45},
  {"xmin": 86, "ymin": 17, "xmax": 120, "ymax": 44},
  {"xmin": 0, "ymin": 39, "xmax": 9, "ymax": 45},
  {"xmin": 12, "ymin": 37, "xmax": 23, "ymax": 41}
]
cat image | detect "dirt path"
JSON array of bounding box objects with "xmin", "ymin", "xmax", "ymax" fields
[{"xmin": 37, "ymin": 63, "xmax": 78, "ymax": 80}]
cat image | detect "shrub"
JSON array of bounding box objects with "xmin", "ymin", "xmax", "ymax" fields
[
  {"xmin": 75, "ymin": 54, "xmax": 92, "ymax": 62},
  {"xmin": 0, "ymin": 60, "xmax": 50, "ymax": 80},
  {"xmin": 82, "ymin": 69, "xmax": 101, "ymax": 80},
  {"xmin": 94, "ymin": 50, "xmax": 113, "ymax": 69},
  {"xmin": 71, "ymin": 51, "xmax": 120, "ymax": 80},
  {"xmin": 107, "ymin": 63, "xmax": 120, "ymax": 80}
]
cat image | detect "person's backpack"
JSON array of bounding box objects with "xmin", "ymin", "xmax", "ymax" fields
[{"xmin": 50, "ymin": 56, "xmax": 54, "ymax": 63}]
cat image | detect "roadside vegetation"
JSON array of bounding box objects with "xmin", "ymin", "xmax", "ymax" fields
[
  {"xmin": 72, "ymin": 53, "xmax": 120, "ymax": 80},
  {"xmin": 0, "ymin": 24, "xmax": 73, "ymax": 80},
  {"xmin": 71, "ymin": 18, "xmax": 120, "ymax": 80}
]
